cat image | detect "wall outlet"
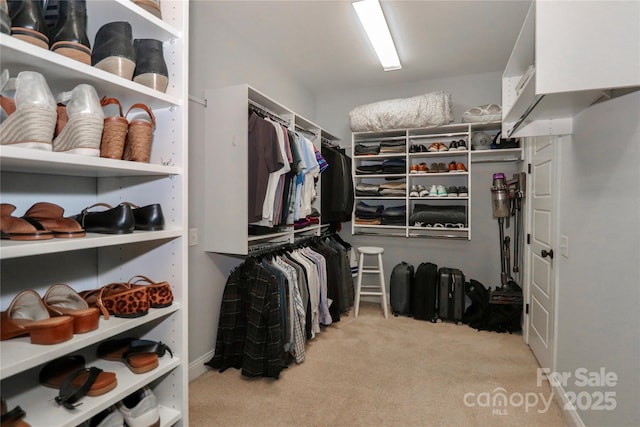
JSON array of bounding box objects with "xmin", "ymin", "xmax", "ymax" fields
[{"xmin": 189, "ymin": 228, "xmax": 198, "ymax": 246}]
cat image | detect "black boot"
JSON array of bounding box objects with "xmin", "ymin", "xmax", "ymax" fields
[
  {"xmin": 49, "ymin": 0, "xmax": 91, "ymax": 65},
  {"xmin": 8, "ymin": 0, "xmax": 48, "ymax": 49},
  {"xmin": 133, "ymin": 39, "xmax": 168, "ymax": 93},
  {"xmin": 92, "ymin": 21, "xmax": 136, "ymax": 80}
]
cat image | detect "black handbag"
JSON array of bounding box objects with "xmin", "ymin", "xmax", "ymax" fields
[{"xmin": 491, "ymin": 131, "xmax": 520, "ymax": 149}]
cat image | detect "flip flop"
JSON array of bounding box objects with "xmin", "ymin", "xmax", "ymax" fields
[
  {"xmin": 97, "ymin": 337, "xmax": 172, "ymax": 374},
  {"xmin": 39, "ymin": 355, "xmax": 117, "ymax": 409}
]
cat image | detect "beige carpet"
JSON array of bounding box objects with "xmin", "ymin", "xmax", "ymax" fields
[{"xmin": 189, "ymin": 302, "xmax": 569, "ymax": 427}]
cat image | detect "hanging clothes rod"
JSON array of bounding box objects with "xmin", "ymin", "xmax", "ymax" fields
[
  {"xmin": 321, "ymin": 138, "xmax": 340, "ymax": 148},
  {"xmin": 294, "ymin": 125, "xmax": 317, "ymax": 138},
  {"xmin": 248, "ymin": 99, "xmax": 290, "ymax": 127}
]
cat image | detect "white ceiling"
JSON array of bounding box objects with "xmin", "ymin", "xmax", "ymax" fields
[{"xmin": 204, "ymin": 0, "xmax": 532, "ymax": 94}]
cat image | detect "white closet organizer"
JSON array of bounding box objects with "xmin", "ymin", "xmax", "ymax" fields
[
  {"xmin": 0, "ymin": 1, "xmax": 188, "ymax": 426},
  {"xmin": 352, "ymin": 121, "xmax": 520, "ymax": 240},
  {"xmin": 204, "ymin": 84, "xmax": 339, "ymax": 255},
  {"xmin": 502, "ymin": 0, "xmax": 640, "ymax": 137}
]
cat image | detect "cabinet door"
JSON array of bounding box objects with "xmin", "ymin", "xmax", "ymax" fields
[{"xmin": 536, "ymin": 1, "xmax": 640, "ymax": 94}]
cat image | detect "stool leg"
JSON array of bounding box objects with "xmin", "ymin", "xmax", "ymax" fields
[
  {"xmin": 354, "ymin": 253, "xmax": 364, "ymax": 317},
  {"xmin": 378, "ymin": 253, "xmax": 388, "ymax": 319}
]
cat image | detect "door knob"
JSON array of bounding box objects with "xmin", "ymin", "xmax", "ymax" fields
[{"xmin": 541, "ymin": 249, "xmax": 554, "ymax": 259}]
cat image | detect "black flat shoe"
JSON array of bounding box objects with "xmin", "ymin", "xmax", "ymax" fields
[
  {"xmin": 72, "ymin": 203, "xmax": 134, "ymax": 234},
  {"xmin": 122, "ymin": 202, "xmax": 165, "ymax": 231}
]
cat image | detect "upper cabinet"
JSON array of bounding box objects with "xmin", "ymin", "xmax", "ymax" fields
[{"xmin": 502, "ymin": 0, "xmax": 640, "ymax": 137}]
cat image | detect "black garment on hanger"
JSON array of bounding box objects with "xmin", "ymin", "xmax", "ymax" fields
[{"xmin": 321, "ymin": 143, "xmax": 354, "ymax": 224}]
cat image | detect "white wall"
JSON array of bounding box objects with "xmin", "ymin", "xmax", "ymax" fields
[
  {"xmin": 556, "ymin": 91, "xmax": 640, "ymax": 427},
  {"xmin": 188, "ymin": 1, "xmax": 316, "ymax": 372},
  {"xmin": 316, "ymin": 72, "xmax": 521, "ymax": 289}
]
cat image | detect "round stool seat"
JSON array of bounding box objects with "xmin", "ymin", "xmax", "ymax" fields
[{"xmin": 357, "ymin": 246, "xmax": 384, "ymax": 255}]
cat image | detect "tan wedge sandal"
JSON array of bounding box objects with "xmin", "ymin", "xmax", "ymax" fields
[
  {"xmin": 123, "ymin": 103, "xmax": 155, "ymax": 163},
  {"xmin": 100, "ymin": 97, "xmax": 129, "ymax": 159}
]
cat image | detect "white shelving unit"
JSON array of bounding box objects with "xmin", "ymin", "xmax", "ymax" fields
[
  {"xmin": 352, "ymin": 121, "xmax": 520, "ymax": 240},
  {"xmin": 502, "ymin": 0, "xmax": 640, "ymax": 138},
  {"xmin": 0, "ymin": 1, "xmax": 188, "ymax": 426},
  {"xmin": 204, "ymin": 84, "xmax": 339, "ymax": 255}
]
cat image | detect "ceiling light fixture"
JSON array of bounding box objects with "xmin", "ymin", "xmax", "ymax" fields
[{"xmin": 353, "ymin": 0, "xmax": 401, "ymax": 71}]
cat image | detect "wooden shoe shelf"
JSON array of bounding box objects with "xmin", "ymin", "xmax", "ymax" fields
[
  {"xmin": 352, "ymin": 121, "xmax": 521, "ymax": 240},
  {"xmin": 0, "ymin": 1, "xmax": 188, "ymax": 426}
]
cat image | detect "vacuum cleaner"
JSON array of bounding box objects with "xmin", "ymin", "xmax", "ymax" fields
[{"xmin": 489, "ymin": 172, "xmax": 525, "ymax": 305}]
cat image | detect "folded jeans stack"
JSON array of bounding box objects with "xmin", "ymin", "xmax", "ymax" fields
[
  {"xmin": 379, "ymin": 181, "xmax": 406, "ymax": 196},
  {"xmin": 379, "ymin": 140, "xmax": 405, "ymax": 154},
  {"xmin": 355, "ymin": 164, "xmax": 383, "ymax": 175},
  {"xmin": 355, "ymin": 182, "xmax": 380, "ymax": 196},
  {"xmin": 381, "ymin": 158, "xmax": 406, "ymax": 175},
  {"xmin": 355, "ymin": 201, "xmax": 383, "ymax": 225},
  {"xmin": 354, "ymin": 143, "xmax": 380, "ymax": 156}
]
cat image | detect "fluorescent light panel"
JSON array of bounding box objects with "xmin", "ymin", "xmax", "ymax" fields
[{"xmin": 353, "ymin": 0, "xmax": 401, "ymax": 71}]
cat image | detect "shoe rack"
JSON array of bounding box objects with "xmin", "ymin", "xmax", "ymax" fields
[
  {"xmin": 352, "ymin": 121, "xmax": 520, "ymax": 240},
  {"xmin": 0, "ymin": 1, "xmax": 188, "ymax": 426}
]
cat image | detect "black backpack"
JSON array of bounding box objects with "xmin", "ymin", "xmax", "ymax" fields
[{"xmin": 462, "ymin": 279, "xmax": 490, "ymax": 327}]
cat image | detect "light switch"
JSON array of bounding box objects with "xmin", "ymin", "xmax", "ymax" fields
[
  {"xmin": 560, "ymin": 235, "xmax": 569, "ymax": 258},
  {"xmin": 189, "ymin": 228, "xmax": 198, "ymax": 246}
]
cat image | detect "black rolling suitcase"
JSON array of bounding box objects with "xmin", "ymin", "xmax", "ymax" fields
[
  {"xmin": 390, "ymin": 262, "xmax": 414, "ymax": 316},
  {"xmin": 411, "ymin": 262, "xmax": 439, "ymax": 322},
  {"xmin": 438, "ymin": 267, "xmax": 465, "ymax": 322}
]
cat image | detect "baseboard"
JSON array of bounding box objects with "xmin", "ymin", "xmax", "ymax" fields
[
  {"xmin": 551, "ymin": 382, "xmax": 585, "ymax": 427},
  {"xmin": 189, "ymin": 349, "xmax": 214, "ymax": 382}
]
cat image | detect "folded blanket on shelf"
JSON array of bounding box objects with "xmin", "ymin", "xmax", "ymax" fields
[
  {"xmin": 409, "ymin": 204, "xmax": 466, "ymax": 226},
  {"xmin": 349, "ymin": 91, "xmax": 453, "ymax": 132}
]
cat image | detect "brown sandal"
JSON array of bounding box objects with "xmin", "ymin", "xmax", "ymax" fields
[
  {"xmin": 0, "ymin": 290, "xmax": 74, "ymax": 345},
  {"xmin": 22, "ymin": 202, "xmax": 85, "ymax": 238},
  {"xmin": 43, "ymin": 284, "xmax": 100, "ymax": 334},
  {"xmin": 97, "ymin": 337, "xmax": 172, "ymax": 374},
  {"xmin": 0, "ymin": 204, "xmax": 54, "ymax": 241},
  {"xmin": 39, "ymin": 355, "xmax": 117, "ymax": 408}
]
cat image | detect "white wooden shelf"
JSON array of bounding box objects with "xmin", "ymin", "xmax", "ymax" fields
[
  {"xmin": 1, "ymin": 0, "xmax": 189, "ymax": 425},
  {"xmin": 0, "ymin": 35, "xmax": 182, "ymax": 110},
  {"xmin": 0, "ymin": 304, "xmax": 180, "ymax": 378},
  {"xmin": 6, "ymin": 356, "xmax": 181, "ymax": 427},
  {"xmin": 0, "ymin": 229, "xmax": 183, "ymax": 260},
  {"xmin": 352, "ymin": 121, "xmax": 510, "ymax": 240},
  {"xmin": 0, "ymin": 146, "xmax": 182, "ymax": 178}
]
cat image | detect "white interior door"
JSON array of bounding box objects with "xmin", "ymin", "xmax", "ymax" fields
[{"xmin": 527, "ymin": 136, "xmax": 557, "ymax": 370}]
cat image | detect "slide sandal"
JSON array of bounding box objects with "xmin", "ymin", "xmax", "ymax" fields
[
  {"xmin": 39, "ymin": 356, "xmax": 117, "ymax": 409},
  {"xmin": 97, "ymin": 338, "xmax": 173, "ymax": 374}
]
